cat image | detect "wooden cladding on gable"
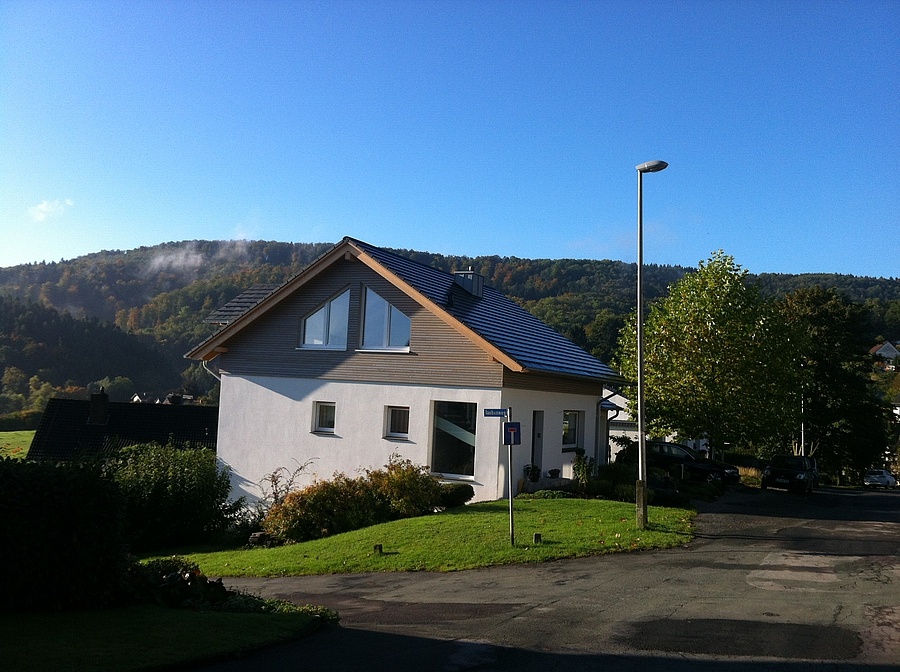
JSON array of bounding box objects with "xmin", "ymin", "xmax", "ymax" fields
[{"xmin": 217, "ymin": 258, "xmax": 505, "ymax": 388}]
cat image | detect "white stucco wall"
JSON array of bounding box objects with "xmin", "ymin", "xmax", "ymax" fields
[{"xmin": 218, "ymin": 373, "xmax": 609, "ymax": 503}]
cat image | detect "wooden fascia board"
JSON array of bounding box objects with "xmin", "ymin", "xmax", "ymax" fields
[
  {"xmin": 186, "ymin": 242, "xmax": 361, "ymax": 361},
  {"xmin": 352, "ymin": 249, "xmax": 526, "ymax": 373}
]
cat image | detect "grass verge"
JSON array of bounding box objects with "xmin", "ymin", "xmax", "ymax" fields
[
  {"xmin": 2, "ymin": 602, "xmax": 321, "ymax": 672},
  {"xmin": 183, "ymin": 498, "xmax": 695, "ymax": 576},
  {"xmin": 0, "ymin": 430, "xmax": 34, "ymax": 459}
]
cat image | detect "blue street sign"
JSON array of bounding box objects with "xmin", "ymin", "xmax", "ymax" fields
[
  {"xmin": 484, "ymin": 408, "xmax": 507, "ymax": 417},
  {"xmin": 503, "ymin": 422, "xmax": 522, "ymax": 445}
]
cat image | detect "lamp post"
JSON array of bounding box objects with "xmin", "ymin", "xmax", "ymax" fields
[{"xmin": 635, "ymin": 159, "xmax": 668, "ymax": 529}]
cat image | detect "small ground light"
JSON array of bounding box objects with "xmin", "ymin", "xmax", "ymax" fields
[
  {"xmin": 533, "ymin": 533, "xmax": 542, "ymax": 544},
  {"xmin": 374, "ymin": 544, "xmax": 383, "ymax": 555}
]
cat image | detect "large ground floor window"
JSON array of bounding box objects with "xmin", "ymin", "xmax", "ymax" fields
[{"xmin": 432, "ymin": 401, "xmax": 477, "ymax": 477}]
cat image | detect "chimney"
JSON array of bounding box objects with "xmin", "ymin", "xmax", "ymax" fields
[
  {"xmin": 452, "ymin": 268, "xmax": 484, "ymax": 298},
  {"xmin": 88, "ymin": 387, "xmax": 110, "ymax": 425}
]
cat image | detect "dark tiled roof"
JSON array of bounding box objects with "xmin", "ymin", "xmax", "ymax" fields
[
  {"xmin": 205, "ymin": 284, "xmax": 280, "ymax": 324},
  {"xmin": 27, "ymin": 396, "xmax": 218, "ymax": 461},
  {"xmin": 350, "ymin": 238, "xmax": 622, "ymax": 382}
]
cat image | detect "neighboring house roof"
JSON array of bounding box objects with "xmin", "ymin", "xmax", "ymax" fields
[
  {"xmin": 871, "ymin": 342, "xmax": 900, "ymax": 359},
  {"xmin": 186, "ymin": 237, "xmax": 623, "ymax": 383},
  {"xmin": 204, "ymin": 284, "xmax": 280, "ymax": 325},
  {"xmin": 27, "ymin": 390, "xmax": 218, "ymax": 461}
]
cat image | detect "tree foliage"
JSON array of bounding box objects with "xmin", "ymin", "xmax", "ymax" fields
[
  {"xmin": 617, "ymin": 252, "xmax": 797, "ymax": 453},
  {"xmin": 777, "ymin": 286, "xmax": 891, "ymax": 479}
]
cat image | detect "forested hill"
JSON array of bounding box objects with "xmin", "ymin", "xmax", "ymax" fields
[{"xmin": 1, "ymin": 239, "xmax": 899, "ymax": 405}]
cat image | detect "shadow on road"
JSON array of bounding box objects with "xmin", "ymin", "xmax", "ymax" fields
[{"xmin": 198, "ymin": 623, "xmax": 900, "ymax": 672}]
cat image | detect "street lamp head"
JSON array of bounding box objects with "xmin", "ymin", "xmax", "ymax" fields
[{"xmin": 636, "ymin": 160, "xmax": 668, "ymax": 173}]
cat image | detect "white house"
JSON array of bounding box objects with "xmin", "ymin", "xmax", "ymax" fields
[
  {"xmin": 871, "ymin": 341, "xmax": 900, "ymax": 371},
  {"xmin": 187, "ymin": 237, "xmax": 624, "ymax": 503}
]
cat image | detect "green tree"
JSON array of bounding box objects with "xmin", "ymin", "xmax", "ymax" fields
[
  {"xmin": 90, "ymin": 376, "xmax": 135, "ymax": 402},
  {"xmin": 778, "ymin": 286, "xmax": 891, "ymax": 481},
  {"xmin": 617, "ymin": 251, "xmax": 797, "ymax": 456},
  {"xmin": 27, "ymin": 375, "xmax": 55, "ymax": 412},
  {"xmin": 2, "ymin": 366, "xmax": 28, "ymax": 395}
]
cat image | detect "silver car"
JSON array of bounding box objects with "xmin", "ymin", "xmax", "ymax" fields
[{"xmin": 862, "ymin": 469, "xmax": 898, "ymax": 489}]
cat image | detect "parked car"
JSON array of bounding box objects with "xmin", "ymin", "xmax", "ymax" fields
[
  {"xmin": 682, "ymin": 446, "xmax": 741, "ymax": 484},
  {"xmin": 807, "ymin": 456, "xmax": 820, "ymax": 487},
  {"xmin": 617, "ymin": 442, "xmax": 723, "ymax": 485},
  {"xmin": 760, "ymin": 455, "xmax": 815, "ymax": 494},
  {"xmin": 862, "ymin": 469, "xmax": 897, "ymax": 489}
]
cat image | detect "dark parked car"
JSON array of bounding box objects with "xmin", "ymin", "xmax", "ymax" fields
[
  {"xmin": 760, "ymin": 455, "xmax": 815, "ymax": 494},
  {"xmin": 617, "ymin": 442, "xmax": 724, "ymax": 485},
  {"xmin": 682, "ymin": 446, "xmax": 741, "ymax": 484}
]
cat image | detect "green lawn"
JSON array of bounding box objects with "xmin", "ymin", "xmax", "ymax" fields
[
  {"xmin": 0, "ymin": 430, "xmax": 34, "ymax": 459},
  {"xmin": 183, "ymin": 498, "xmax": 695, "ymax": 576}
]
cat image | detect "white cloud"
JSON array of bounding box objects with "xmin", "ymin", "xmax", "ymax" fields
[{"xmin": 27, "ymin": 198, "xmax": 74, "ymax": 222}]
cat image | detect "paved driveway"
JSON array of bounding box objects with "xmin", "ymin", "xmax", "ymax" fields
[{"xmin": 198, "ymin": 486, "xmax": 900, "ymax": 671}]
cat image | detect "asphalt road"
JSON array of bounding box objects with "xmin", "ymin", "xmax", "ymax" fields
[{"xmin": 197, "ymin": 486, "xmax": 900, "ymax": 671}]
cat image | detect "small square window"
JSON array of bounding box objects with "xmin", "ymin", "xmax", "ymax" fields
[
  {"xmin": 386, "ymin": 406, "xmax": 410, "ymax": 438},
  {"xmin": 314, "ymin": 402, "xmax": 336, "ymax": 433}
]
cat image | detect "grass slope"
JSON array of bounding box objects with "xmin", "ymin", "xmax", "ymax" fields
[
  {"xmin": 0, "ymin": 430, "xmax": 34, "ymax": 459},
  {"xmin": 185, "ymin": 498, "xmax": 695, "ymax": 576}
]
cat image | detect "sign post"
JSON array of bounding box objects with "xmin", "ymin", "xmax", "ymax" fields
[{"xmin": 484, "ymin": 407, "xmax": 519, "ymax": 546}]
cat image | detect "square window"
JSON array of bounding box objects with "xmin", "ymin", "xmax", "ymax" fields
[
  {"xmin": 314, "ymin": 402, "xmax": 336, "ymax": 433},
  {"xmin": 386, "ymin": 406, "xmax": 410, "ymax": 438}
]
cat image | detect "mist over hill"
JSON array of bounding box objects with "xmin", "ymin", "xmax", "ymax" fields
[{"xmin": 1, "ymin": 239, "xmax": 899, "ymax": 405}]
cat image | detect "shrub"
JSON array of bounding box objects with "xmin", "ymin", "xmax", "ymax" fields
[
  {"xmin": 111, "ymin": 443, "xmax": 243, "ymax": 550},
  {"xmin": 439, "ymin": 482, "xmax": 475, "ymax": 508},
  {"xmin": 517, "ymin": 489, "xmax": 574, "ymax": 499},
  {"xmin": 613, "ymin": 483, "xmax": 636, "ymax": 503},
  {"xmin": 366, "ymin": 455, "xmax": 444, "ymax": 518},
  {"xmin": 0, "ymin": 457, "xmax": 129, "ymax": 612},
  {"xmin": 597, "ymin": 461, "xmax": 636, "ymax": 486},
  {"xmin": 127, "ymin": 556, "xmax": 339, "ymax": 621},
  {"xmin": 263, "ymin": 473, "xmax": 389, "ymax": 543},
  {"xmin": 572, "ymin": 453, "xmax": 596, "ymax": 493},
  {"xmin": 262, "ymin": 456, "xmax": 450, "ymax": 543}
]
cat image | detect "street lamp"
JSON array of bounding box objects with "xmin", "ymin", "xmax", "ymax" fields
[{"xmin": 635, "ymin": 159, "xmax": 668, "ymax": 529}]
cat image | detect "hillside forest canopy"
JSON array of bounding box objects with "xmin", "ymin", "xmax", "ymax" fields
[{"xmin": 1, "ymin": 240, "xmax": 898, "ymax": 467}]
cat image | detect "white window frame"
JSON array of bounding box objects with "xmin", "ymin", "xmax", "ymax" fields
[
  {"xmin": 385, "ymin": 406, "xmax": 410, "ymax": 439},
  {"xmin": 562, "ymin": 410, "xmax": 581, "ymax": 450},
  {"xmin": 300, "ymin": 289, "xmax": 350, "ymax": 350},
  {"xmin": 360, "ymin": 286, "xmax": 411, "ymax": 351},
  {"xmin": 313, "ymin": 401, "xmax": 336, "ymax": 434}
]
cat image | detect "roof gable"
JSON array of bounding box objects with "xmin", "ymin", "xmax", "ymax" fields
[
  {"xmin": 871, "ymin": 341, "xmax": 900, "ymax": 358},
  {"xmin": 187, "ymin": 237, "xmax": 622, "ymax": 383}
]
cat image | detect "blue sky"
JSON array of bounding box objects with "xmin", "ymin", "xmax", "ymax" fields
[{"xmin": 1, "ymin": 1, "xmax": 898, "ymax": 277}]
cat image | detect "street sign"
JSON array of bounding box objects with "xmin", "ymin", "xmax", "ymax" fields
[
  {"xmin": 503, "ymin": 422, "xmax": 521, "ymax": 446},
  {"xmin": 483, "ymin": 408, "xmax": 507, "ymax": 417}
]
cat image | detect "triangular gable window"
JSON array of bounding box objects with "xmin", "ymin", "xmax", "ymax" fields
[
  {"xmin": 301, "ymin": 289, "xmax": 349, "ymax": 349},
  {"xmin": 361, "ymin": 287, "xmax": 410, "ymax": 350}
]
